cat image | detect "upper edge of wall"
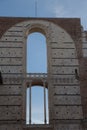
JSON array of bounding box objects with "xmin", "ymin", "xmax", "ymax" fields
[{"xmin": 0, "ymin": 17, "xmax": 81, "ymax": 41}]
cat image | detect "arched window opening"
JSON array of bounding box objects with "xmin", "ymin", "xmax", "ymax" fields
[
  {"xmin": 26, "ymin": 86, "xmax": 49, "ymax": 124},
  {"xmin": 27, "ymin": 32, "xmax": 47, "ymax": 73},
  {"xmin": 26, "ymin": 32, "xmax": 48, "ymax": 124}
]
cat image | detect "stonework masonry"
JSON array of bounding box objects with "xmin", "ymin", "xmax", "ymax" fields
[{"xmin": 0, "ymin": 17, "xmax": 87, "ymax": 130}]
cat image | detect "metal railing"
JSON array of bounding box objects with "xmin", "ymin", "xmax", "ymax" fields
[{"xmin": 27, "ymin": 73, "xmax": 47, "ymax": 78}]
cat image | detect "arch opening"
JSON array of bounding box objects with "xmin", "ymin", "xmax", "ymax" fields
[
  {"xmin": 26, "ymin": 86, "xmax": 49, "ymax": 124},
  {"xmin": 26, "ymin": 32, "xmax": 48, "ymax": 124},
  {"xmin": 26, "ymin": 32, "xmax": 47, "ymax": 73}
]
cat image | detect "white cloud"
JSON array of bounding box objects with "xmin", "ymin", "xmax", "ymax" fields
[
  {"xmin": 53, "ymin": 4, "xmax": 67, "ymax": 17},
  {"xmin": 32, "ymin": 119, "xmax": 44, "ymax": 124},
  {"xmin": 47, "ymin": 0, "xmax": 68, "ymax": 17}
]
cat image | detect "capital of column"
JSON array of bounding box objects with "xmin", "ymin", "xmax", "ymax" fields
[
  {"xmin": 43, "ymin": 80, "xmax": 46, "ymax": 87},
  {"xmin": 27, "ymin": 80, "xmax": 32, "ymax": 87}
]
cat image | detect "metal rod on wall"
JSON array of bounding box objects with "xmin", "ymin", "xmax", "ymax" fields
[
  {"xmin": 29, "ymin": 83, "xmax": 32, "ymax": 124},
  {"xmin": 43, "ymin": 82, "xmax": 47, "ymax": 124}
]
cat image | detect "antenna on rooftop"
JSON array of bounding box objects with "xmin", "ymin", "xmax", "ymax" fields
[{"xmin": 35, "ymin": 0, "xmax": 37, "ymax": 17}]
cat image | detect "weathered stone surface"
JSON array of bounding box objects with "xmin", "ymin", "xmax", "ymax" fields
[{"xmin": 0, "ymin": 17, "xmax": 86, "ymax": 130}]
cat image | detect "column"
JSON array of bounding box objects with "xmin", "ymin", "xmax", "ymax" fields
[
  {"xmin": 43, "ymin": 81, "xmax": 47, "ymax": 124},
  {"xmin": 29, "ymin": 82, "xmax": 32, "ymax": 124}
]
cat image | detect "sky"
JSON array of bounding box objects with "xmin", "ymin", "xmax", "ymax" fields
[
  {"xmin": 27, "ymin": 33, "xmax": 47, "ymax": 73},
  {"xmin": 0, "ymin": 0, "xmax": 87, "ymax": 124}
]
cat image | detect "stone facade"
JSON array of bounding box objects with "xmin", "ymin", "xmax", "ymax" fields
[{"xmin": 0, "ymin": 17, "xmax": 86, "ymax": 130}]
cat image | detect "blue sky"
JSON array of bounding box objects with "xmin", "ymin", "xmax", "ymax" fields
[
  {"xmin": 27, "ymin": 33, "xmax": 47, "ymax": 73},
  {"xmin": 0, "ymin": 0, "xmax": 87, "ymax": 124}
]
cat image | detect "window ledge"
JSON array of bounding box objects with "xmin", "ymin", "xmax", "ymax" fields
[{"xmin": 23, "ymin": 124, "xmax": 53, "ymax": 130}]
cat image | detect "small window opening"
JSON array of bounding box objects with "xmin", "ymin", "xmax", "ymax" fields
[
  {"xmin": 75, "ymin": 69, "xmax": 79, "ymax": 80},
  {"xmin": 26, "ymin": 86, "xmax": 49, "ymax": 124}
]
